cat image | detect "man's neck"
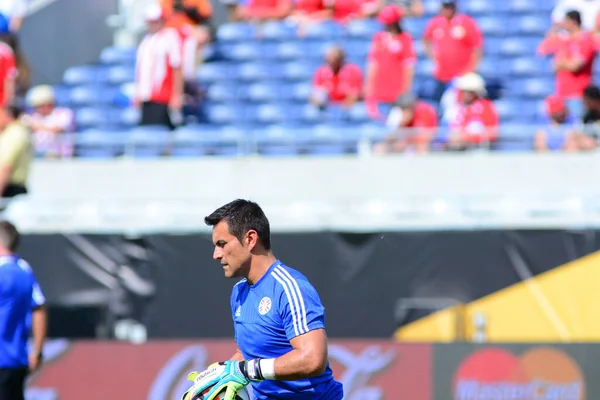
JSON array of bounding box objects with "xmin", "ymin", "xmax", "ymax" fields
[
  {"xmin": 0, "ymin": 249, "xmax": 13, "ymax": 257},
  {"xmin": 246, "ymin": 252, "xmax": 277, "ymax": 285}
]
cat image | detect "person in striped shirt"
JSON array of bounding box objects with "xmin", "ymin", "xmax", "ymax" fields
[{"xmin": 182, "ymin": 199, "xmax": 343, "ymax": 400}]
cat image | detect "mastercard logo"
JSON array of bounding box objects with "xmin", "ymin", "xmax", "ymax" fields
[{"xmin": 452, "ymin": 347, "xmax": 585, "ymax": 400}]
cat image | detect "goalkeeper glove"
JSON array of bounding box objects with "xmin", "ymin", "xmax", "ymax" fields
[{"xmin": 182, "ymin": 359, "xmax": 265, "ymax": 400}]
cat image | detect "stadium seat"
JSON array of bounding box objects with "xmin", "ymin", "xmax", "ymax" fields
[
  {"xmin": 128, "ymin": 127, "xmax": 171, "ymax": 158},
  {"xmin": 75, "ymin": 107, "xmax": 109, "ymax": 129},
  {"xmin": 347, "ymin": 103, "xmax": 370, "ymax": 123},
  {"xmin": 63, "ymin": 66, "xmax": 102, "ymax": 86},
  {"xmin": 403, "ymin": 18, "xmax": 427, "ymax": 35},
  {"xmin": 252, "ymin": 126, "xmax": 300, "ymax": 156},
  {"xmin": 238, "ymin": 62, "xmax": 273, "ymax": 81},
  {"xmin": 259, "ymin": 21, "xmax": 297, "ymax": 41},
  {"xmin": 226, "ymin": 43, "xmax": 263, "ymax": 61},
  {"xmin": 246, "ymin": 83, "xmax": 282, "ymax": 103},
  {"xmin": 499, "ymin": 37, "xmax": 539, "ymax": 57},
  {"xmin": 197, "ymin": 63, "xmax": 238, "ymax": 83},
  {"xmin": 216, "ymin": 23, "xmax": 254, "ymax": 42},
  {"xmin": 346, "ymin": 39, "xmax": 371, "ymax": 59},
  {"xmin": 69, "ymin": 85, "xmax": 115, "ymax": 107},
  {"xmin": 172, "ymin": 125, "xmax": 244, "ymax": 157},
  {"xmin": 462, "ymin": 0, "xmax": 495, "ymax": 15},
  {"xmin": 346, "ymin": 19, "xmax": 381, "ymax": 38},
  {"xmin": 508, "ymin": 57, "xmax": 549, "ymax": 77},
  {"xmin": 477, "ymin": 17, "xmax": 506, "ymax": 37},
  {"xmin": 511, "ymin": 77, "xmax": 554, "ymax": 98},
  {"xmin": 281, "ymin": 62, "xmax": 315, "ymax": 81},
  {"xmin": 515, "ymin": 15, "xmax": 549, "ymax": 35},
  {"xmin": 52, "ymin": 85, "xmax": 72, "ymax": 107},
  {"xmin": 495, "ymin": 124, "xmax": 534, "ymax": 152},
  {"xmin": 273, "ymin": 42, "xmax": 307, "ymax": 60},
  {"xmin": 107, "ymin": 65, "xmax": 135, "ymax": 86},
  {"xmin": 206, "ymin": 83, "xmax": 239, "ymax": 103},
  {"xmin": 206, "ymin": 104, "xmax": 247, "ymax": 125},
  {"xmin": 74, "ymin": 129, "xmax": 127, "ymax": 158},
  {"xmin": 303, "ymin": 21, "xmax": 344, "ymax": 40},
  {"xmin": 504, "ymin": 0, "xmax": 553, "ymax": 14},
  {"xmin": 111, "ymin": 107, "xmax": 141, "ymax": 127},
  {"xmin": 289, "ymin": 82, "xmax": 312, "ymax": 102},
  {"xmin": 99, "ymin": 46, "xmax": 136, "ymax": 65}
]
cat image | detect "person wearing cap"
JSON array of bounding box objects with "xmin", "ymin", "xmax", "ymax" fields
[
  {"xmin": 374, "ymin": 93, "xmax": 438, "ymax": 154},
  {"xmin": 21, "ymin": 85, "xmax": 75, "ymax": 159},
  {"xmin": 534, "ymin": 95, "xmax": 580, "ymax": 152},
  {"xmin": 446, "ymin": 72, "xmax": 498, "ymax": 150},
  {"xmin": 538, "ymin": 10, "xmax": 595, "ymax": 120},
  {"xmin": 423, "ymin": 0, "xmax": 483, "ymax": 104},
  {"xmin": 364, "ymin": 5, "xmax": 416, "ymax": 120},
  {"xmin": 0, "ymin": 105, "xmax": 31, "ymax": 199},
  {"xmin": 134, "ymin": 3, "xmax": 184, "ymax": 130},
  {"xmin": 310, "ymin": 45, "xmax": 363, "ymax": 109}
]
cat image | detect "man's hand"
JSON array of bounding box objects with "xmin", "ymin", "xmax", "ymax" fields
[
  {"xmin": 181, "ymin": 361, "xmax": 255, "ymax": 400},
  {"xmin": 28, "ymin": 352, "xmax": 43, "ymax": 373}
]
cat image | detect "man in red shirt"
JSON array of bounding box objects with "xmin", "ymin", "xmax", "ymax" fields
[
  {"xmin": 538, "ymin": 10, "xmax": 595, "ymax": 119},
  {"xmin": 0, "ymin": 42, "xmax": 15, "ymax": 107},
  {"xmin": 238, "ymin": 0, "xmax": 292, "ymax": 21},
  {"xmin": 423, "ymin": 0, "xmax": 483, "ymax": 103},
  {"xmin": 134, "ymin": 3, "xmax": 184, "ymax": 130},
  {"xmin": 364, "ymin": 5, "xmax": 416, "ymax": 120},
  {"xmin": 446, "ymin": 72, "xmax": 498, "ymax": 150},
  {"xmin": 374, "ymin": 93, "xmax": 438, "ymax": 154},
  {"xmin": 310, "ymin": 45, "xmax": 362, "ymax": 109}
]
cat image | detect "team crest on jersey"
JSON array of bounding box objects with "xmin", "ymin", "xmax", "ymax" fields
[{"xmin": 258, "ymin": 297, "xmax": 272, "ymax": 315}]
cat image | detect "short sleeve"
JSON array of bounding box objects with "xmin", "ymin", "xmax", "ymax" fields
[
  {"xmin": 402, "ymin": 34, "xmax": 417, "ymax": 65},
  {"xmin": 165, "ymin": 29, "xmax": 183, "ymax": 69},
  {"xmin": 277, "ymin": 278, "xmax": 325, "ymax": 341},
  {"xmin": 312, "ymin": 67, "xmax": 325, "ymax": 87},
  {"xmin": 31, "ymin": 280, "xmax": 45, "ymax": 308}
]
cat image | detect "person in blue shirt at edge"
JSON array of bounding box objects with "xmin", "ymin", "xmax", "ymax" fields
[
  {"xmin": 0, "ymin": 219, "xmax": 47, "ymax": 400},
  {"xmin": 181, "ymin": 199, "xmax": 343, "ymax": 400}
]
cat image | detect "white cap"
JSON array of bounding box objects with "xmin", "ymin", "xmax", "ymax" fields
[
  {"xmin": 455, "ymin": 72, "xmax": 486, "ymax": 96},
  {"xmin": 27, "ymin": 85, "xmax": 55, "ymax": 107},
  {"xmin": 144, "ymin": 3, "xmax": 164, "ymax": 21}
]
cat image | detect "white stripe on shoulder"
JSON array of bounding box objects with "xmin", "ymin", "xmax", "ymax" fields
[
  {"xmin": 274, "ymin": 266, "xmax": 309, "ymax": 334},
  {"xmin": 17, "ymin": 259, "xmax": 32, "ymax": 273},
  {"xmin": 234, "ymin": 279, "xmax": 247, "ymax": 287},
  {"xmin": 271, "ymin": 269, "xmax": 301, "ymax": 336}
]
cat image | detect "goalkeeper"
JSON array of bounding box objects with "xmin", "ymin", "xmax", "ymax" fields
[{"xmin": 182, "ymin": 199, "xmax": 344, "ymax": 400}]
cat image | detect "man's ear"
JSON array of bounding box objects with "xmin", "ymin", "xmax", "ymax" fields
[{"xmin": 246, "ymin": 230, "xmax": 259, "ymax": 251}]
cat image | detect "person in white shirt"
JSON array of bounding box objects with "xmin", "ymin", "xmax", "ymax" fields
[{"xmin": 21, "ymin": 85, "xmax": 75, "ymax": 159}]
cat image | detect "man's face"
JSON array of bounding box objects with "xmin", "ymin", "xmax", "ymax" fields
[
  {"xmin": 460, "ymin": 90, "xmax": 477, "ymax": 105},
  {"xmin": 326, "ymin": 50, "xmax": 343, "ymax": 71},
  {"xmin": 36, "ymin": 104, "xmax": 53, "ymax": 117},
  {"xmin": 441, "ymin": 4, "xmax": 455, "ymax": 18},
  {"xmin": 211, "ymin": 220, "xmax": 251, "ymax": 279},
  {"xmin": 563, "ymin": 18, "xmax": 577, "ymax": 33}
]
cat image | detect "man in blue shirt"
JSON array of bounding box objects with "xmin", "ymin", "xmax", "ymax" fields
[
  {"xmin": 0, "ymin": 220, "xmax": 47, "ymax": 400},
  {"xmin": 182, "ymin": 199, "xmax": 343, "ymax": 400}
]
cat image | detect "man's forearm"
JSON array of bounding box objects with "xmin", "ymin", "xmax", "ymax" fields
[
  {"xmin": 4, "ymin": 78, "xmax": 15, "ymax": 106},
  {"xmin": 0, "ymin": 164, "xmax": 12, "ymax": 194},
  {"xmin": 31, "ymin": 306, "xmax": 48, "ymax": 356},
  {"xmin": 270, "ymin": 348, "xmax": 327, "ymax": 380}
]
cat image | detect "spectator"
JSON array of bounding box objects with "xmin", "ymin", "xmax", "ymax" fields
[
  {"xmin": 552, "ymin": 0, "xmax": 600, "ymax": 32},
  {"xmin": 577, "ymin": 84, "xmax": 600, "ymax": 146},
  {"xmin": 0, "ymin": 0, "xmax": 30, "ymax": 100},
  {"xmin": 323, "ymin": 0, "xmax": 381, "ymax": 23},
  {"xmin": 446, "ymin": 72, "xmax": 498, "ymax": 151},
  {"xmin": 423, "ymin": 0, "xmax": 483, "ymax": 104},
  {"xmin": 534, "ymin": 95, "xmax": 580, "ymax": 152},
  {"xmin": 134, "ymin": 3, "xmax": 184, "ymax": 130},
  {"xmin": 0, "ymin": 40, "xmax": 15, "ymax": 108},
  {"xmin": 288, "ymin": 0, "xmax": 331, "ymax": 32},
  {"xmin": 310, "ymin": 45, "xmax": 362, "ymax": 109},
  {"xmin": 0, "ymin": 105, "xmax": 31, "ymax": 198},
  {"xmin": 237, "ymin": 0, "xmax": 293, "ymax": 21},
  {"xmin": 538, "ymin": 10, "xmax": 595, "ymax": 119},
  {"xmin": 21, "ymin": 85, "xmax": 75, "ymax": 159},
  {"xmin": 364, "ymin": 5, "xmax": 416, "ymax": 120},
  {"xmin": 374, "ymin": 93, "xmax": 438, "ymax": 154},
  {"xmin": 392, "ymin": 0, "xmax": 424, "ymax": 17}
]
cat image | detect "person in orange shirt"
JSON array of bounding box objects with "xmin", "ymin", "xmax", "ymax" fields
[
  {"xmin": 310, "ymin": 45, "xmax": 363, "ymax": 109},
  {"xmin": 364, "ymin": 5, "xmax": 416, "ymax": 121},
  {"xmin": 446, "ymin": 72, "xmax": 498, "ymax": 151},
  {"xmin": 423, "ymin": 0, "xmax": 483, "ymax": 104},
  {"xmin": 538, "ymin": 10, "xmax": 595, "ymax": 120},
  {"xmin": 374, "ymin": 93, "xmax": 438, "ymax": 154}
]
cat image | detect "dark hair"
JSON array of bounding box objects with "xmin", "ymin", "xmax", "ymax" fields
[
  {"xmin": 0, "ymin": 220, "xmax": 20, "ymax": 252},
  {"xmin": 6, "ymin": 105, "xmax": 22, "ymax": 119},
  {"xmin": 565, "ymin": 10, "xmax": 581, "ymax": 26},
  {"xmin": 204, "ymin": 199, "xmax": 271, "ymax": 250},
  {"xmin": 584, "ymin": 85, "xmax": 600, "ymax": 100}
]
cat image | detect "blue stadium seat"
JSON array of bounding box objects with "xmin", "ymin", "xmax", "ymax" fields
[
  {"xmin": 281, "ymin": 62, "xmax": 316, "ymax": 81},
  {"xmin": 303, "ymin": 21, "xmax": 344, "ymax": 40},
  {"xmin": 100, "ymin": 46, "xmax": 136, "ymax": 65},
  {"xmin": 260, "ymin": 21, "xmax": 297, "ymax": 41},
  {"xmin": 172, "ymin": 125, "xmax": 244, "ymax": 157},
  {"xmin": 499, "ymin": 37, "xmax": 539, "ymax": 57},
  {"xmin": 70, "ymin": 85, "xmax": 115, "ymax": 107},
  {"xmin": 52, "ymin": 85, "xmax": 72, "ymax": 107},
  {"xmin": 74, "ymin": 129, "xmax": 127, "ymax": 158},
  {"xmin": 197, "ymin": 63, "xmax": 238, "ymax": 83},
  {"xmin": 415, "ymin": 59, "xmax": 434, "ymax": 78},
  {"xmin": 508, "ymin": 57, "xmax": 552, "ymax": 77},
  {"xmin": 346, "ymin": 39, "xmax": 371, "ymax": 59},
  {"xmin": 346, "ymin": 19, "xmax": 381, "ymax": 38},
  {"xmin": 206, "ymin": 83, "xmax": 239, "ymax": 103},
  {"xmin": 111, "ymin": 107, "xmax": 140, "ymax": 127},
  {"xmin": 206, "ymin": 104, "xmax": 247, "ymax": 125},
  {"xmin": 252, "ymin": 126, "xmax": 300, "ymax": 156},
  {"xmin": 63, "ymin": 66, "xmax": 102, "ymax": 86},
  {"xmin": 511, "ymin": 77, "xmax": 554, "ymax": 98},
  {"xmin": 484, "ymin": 38, "xmax": 504, "ymax": 56},
  {"xmin": 273, "ymin": 42, "xmax": 307, "ymax": 60},
  {"xmin": 238, "ymin": 62, "xmax": 273, "ymax": 81},
  {"xmin": 477, "ymin": 17, "xmax": 506, "ymax": 37},
  {"xmin": 477, "ymin": 57, "xmax": 503, "ymax": 78},
  {"xmin": 75, "ymin": 107, "xmax": 109, "ymax": 129},
  {"xmin": 227, "ymin": 43, "xmax": 262, "ymax": 61},
  {"xmin": 347, "ymin": 103, "xmax": 370, "ymax": 123},
  {"xmin": 128, "ymin": 127, "xmax": 171, "ymax": 158},
  {"xmin": 403, "ymin": 18, "xmax": 427, "ymax": 35},
  {"xmin": 290, "ymin": 82, "xmax": 312, "ymax": 102},
  {"xmin": 495, "ymin": 124, "xmax": 534, "ymax": 152},
  {"xmin": 246, "ymin": 83, "xmax": 282, "ymax": 103},
  {"xmin": 107, "ymin": 65, "xmax": 135, "ymax": 85},
  {"xmin": 504, "ymin": 0, "xmax": 554, "ymax": 14},
  {"xmin": 515, "ymin": 15, "xmax": 549, "ymax": 35},
  {"xmin": 216, "ymin": 23, "xmax": 254, "ymax": 42},
  {"xmin": 252, "ymin": 104, "xmax": 301, "ymax": 124},
  {"xmin": 462, "ymin": 0, "xmax": 496, "ymax": 15}
]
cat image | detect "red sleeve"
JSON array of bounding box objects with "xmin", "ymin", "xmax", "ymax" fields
[
  {"xmin": 347, "ymin": 65, "xmax": 363, "ymax": 94},
  {"xmin": 538, "ymin": 35, "xmax": 559, "ymax": 55},
  {"xmin": 466, "ymin": 16, "xmax": 483, "ymax": 49},
  {"xmin": 576, "ymin": 34, "xmax": 596, "ymax": 63},
  {"xmin": 423, "ymin": 18, "xmax": 436, "ymax": 41},
  {"xmin": 312, "ymin": 67, "xmax": 325, "ymax": 88}
]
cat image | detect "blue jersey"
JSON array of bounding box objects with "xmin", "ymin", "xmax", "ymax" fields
[
  {"xmin": 0, "ymin": 254, "xmax": 45, "ymax": 368},
  {"xmin": 230, "ymin": 260, "xmax": 343, "ymax": 400}
]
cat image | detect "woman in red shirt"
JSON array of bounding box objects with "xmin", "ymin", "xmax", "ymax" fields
[{"xmin": 364, "ymin": 5, "xmax": 416, "ymax": 121}]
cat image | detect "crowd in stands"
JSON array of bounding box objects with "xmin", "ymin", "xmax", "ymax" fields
[{"xmin": 0, "ymin": 0, "xmax": 600, "ymax": 161}]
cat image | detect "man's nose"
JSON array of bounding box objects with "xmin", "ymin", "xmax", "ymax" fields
[{"xmin": 213, "ymin": 247, "xmax": 223, "ymax": 260}]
